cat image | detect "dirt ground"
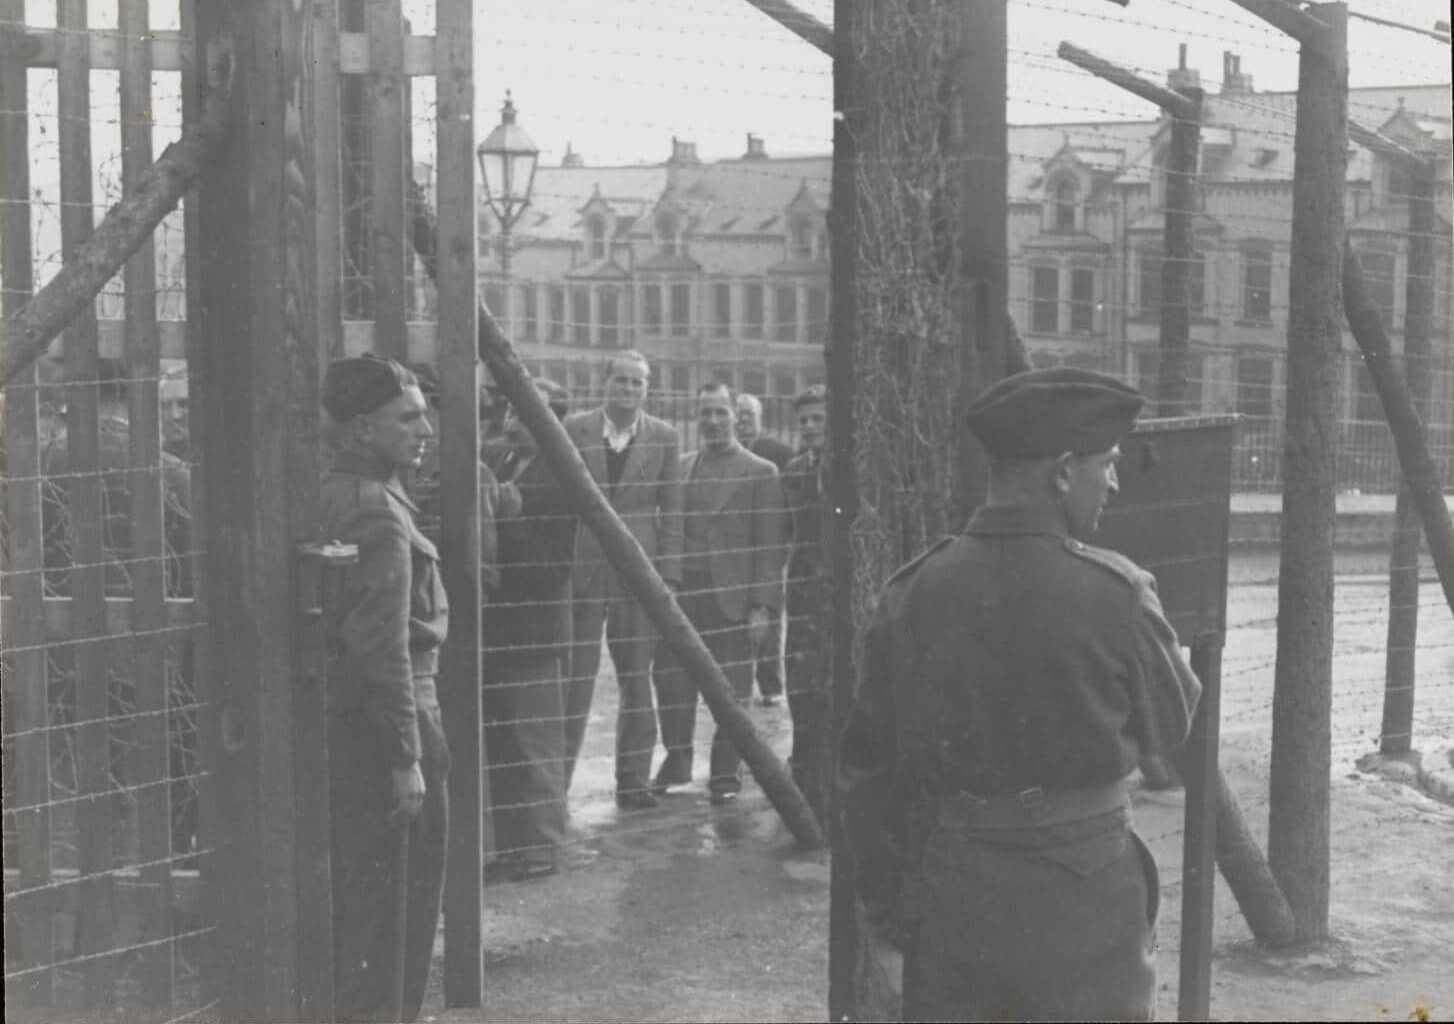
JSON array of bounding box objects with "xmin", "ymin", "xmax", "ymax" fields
[{"xmin": 424, "ymin": 550, "xmax": 1454, "ymax": 1022}]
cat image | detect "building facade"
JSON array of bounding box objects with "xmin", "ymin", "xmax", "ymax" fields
[{"xmin": 479, "ymin": 57, "xmax": 1453, "ymax": 485}]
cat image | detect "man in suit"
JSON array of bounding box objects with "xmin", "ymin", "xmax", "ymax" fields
[
  {"xmin": 655, "ymin": 382, "xmax": 788, "ymax": 804},
  {"xmin": 734, "ymin": 392, "xmax": 793, "ymax": 708},
  {"xmin": 564, "ymin": 350, "xmax": 683, "ymax": 809}
]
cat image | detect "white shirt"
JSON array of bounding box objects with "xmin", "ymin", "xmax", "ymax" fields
[{"xmin": 602, "ymin": 410, "xmax": 642, "ymax": 454}]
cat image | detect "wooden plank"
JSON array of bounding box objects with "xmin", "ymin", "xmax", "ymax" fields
[
  {"xmin": 365, "ymin": 0, "xmax": 407, "ymax": 361},
  {"xmin": 1178, "ymin": 644, "xmax": 1222, "ymax": 1021},
  {"xmin": 313, "ymin": 1, "xmax": 344, "ymax": 361},
  {"xmin": 0, "ymin": 595, "xmax": 195, "ymax": 646},
  {"xmin": 176, "ymin": 0, "xmax": 221, "ymax": 1006},
  {"xmin": 193, "ymin": 1, "xmax": 312, "ymax": 1015},
  {"xmin": 57, "ymin": 0, "xmax": 119, "ymax": 1006},
  {"xmin": 24, "ymin": 27, "xmax": 186, "ymax": 71},
  {"xmin": 1, "ymin": 1, "xmax": 57, "ymax": 1002},
  {"xmin": 119, "ymin": 0, "xmax": 174, "ymax": 1004},
  {"xmin": 434, "ymin": 0, "xmax": 483, "ymax": 1005},
  {"xmin": 336, "ymin": 31, "xmax": 436, "ymax": 75}
]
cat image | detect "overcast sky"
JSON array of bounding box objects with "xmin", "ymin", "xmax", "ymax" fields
[{"xmin": 467, "ymin": 0, "xmax": 1452, "ymax": 167}]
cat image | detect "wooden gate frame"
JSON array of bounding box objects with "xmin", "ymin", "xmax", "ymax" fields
[{"xmin": 186, "ymin": 2, "xmax": 482, "ymax": 1019}]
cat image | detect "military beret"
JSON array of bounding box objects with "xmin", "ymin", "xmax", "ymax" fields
[
  {"xmin": 322, "ymin": 353, "xmax": 415, "ymax": 422},
  {"xmin": 965, "ymin": 367, "xmax": 1144, "ymax": 459}
]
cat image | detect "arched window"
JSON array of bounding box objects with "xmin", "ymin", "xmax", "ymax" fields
[
  {"xmin": 1053, "ymin": 179, "xmax": 1077, "ymax": 233},
  {"xmin": 587, "ymin": 215, "xmax": 608, "ymax": 260}
]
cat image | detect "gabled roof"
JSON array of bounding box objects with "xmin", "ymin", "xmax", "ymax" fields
[
  {"xmin": 507, "ymin": 164, "xmax": 670, "ymax": 244},
  {"xmin": 565, "ymin": 257, "xmax": 631, "ymax": 281},
  {"xmin": 1010, "ymin": 121, "xmax": 1160, "ymax": 200}
]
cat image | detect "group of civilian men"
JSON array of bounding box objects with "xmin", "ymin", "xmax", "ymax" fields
[{"xmin": 319, "ymin": 349, "xmax": 829, "ymax": 1020}]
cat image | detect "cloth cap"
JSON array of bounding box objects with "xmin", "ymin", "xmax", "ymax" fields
[
  {"xmin": 965, "ymin": 367, "xmax": 1144, "ymax": 459},
  {"xmin": 322, "ymin": 354, "xmax": 413, "ymax": 422}
]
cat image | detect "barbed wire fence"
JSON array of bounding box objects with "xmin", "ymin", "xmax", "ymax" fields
[{"xmin": 2, "ymin": 0, "xmax": 1451, "ymax": 1019}]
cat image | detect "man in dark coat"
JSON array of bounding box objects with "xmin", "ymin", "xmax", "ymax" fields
[
  {"xmin": 483, "ymin": 378, "xmax": 577, "ymax": 882},
  {"xmin": 781, "ymin": 385, "xmax": 828, "ymax": 822},
  {"xmin": 735, "ymin": 392, "xmax": 792, "ymax": 707},
  {"xmin": 654, "ymin": 383, "xmax": 788, "ymax": 803},
  {"xmin": 839, "ymin": 367, "xmax": 1202, "ymax": 1021},
  {"xmin": 320, "ymin": 355, "xmax": 449, "ymax": 1024}
]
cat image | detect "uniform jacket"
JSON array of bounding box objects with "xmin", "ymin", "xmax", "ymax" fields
[
  {"xmin": 839, "ymin": 501, "xmax": 1201, "ymax": 916},
  {"xmin": 565, "ymin": 406, "xmax": 683, "ymax": 591},
  {"xmin": 747, "ymin": 434, "xmax": 794, "ymax": 472},
  {"xmin": 678, "ymin": 443, "xmax": 789, "ymax": 622},
  {"xmin": 782, "ymin": 448, "xmax": 824, "ymax": 616},
  {"xmin": 322, "ymin": 449, "xmax": 450, "ymax": 766}
]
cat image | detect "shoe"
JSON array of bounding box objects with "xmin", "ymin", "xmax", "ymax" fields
[
  {"xmin": 757, "ymin": 695, "xmax": 781, "ymax": 708},
  {"xmin": 615, "ymin": 789, "xmax": 658, "ymax": 810},
  {"xmin": 708, "ymin": 788, "xmax": 740, "ymax": 806},
  {"xmin": 652, "ymin": 754, "xmax": 693, "ymax": 795}
]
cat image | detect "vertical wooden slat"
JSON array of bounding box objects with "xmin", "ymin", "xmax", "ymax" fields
[
  {"xmin": 119, "ymin": 0, "xmax": 174, "ymax": 1009},
  {"xmin": 435, "ymin": 0, "xmax": 483, "ymax": 1006},
  {"xmin": 177, "ymin": 0, "xmax": 220, "ymax": 1008},
  {"xmin": 1, "ymin": 0, "xmax": 56, "ymax": 1004},
  {"xmin": 58, "ymin": 0, "xmax": 118, "ymax": 1006},
  {"xmin": 314, "ymin": 0, "xmax": 344, "ymax": 362},
  {"xmin": 296, "ymin": 4, "xmax": 342, "ymax": 1019},
  {"xmin": 1178, "ymin": 643, "xmax": 1223, "ymax": 1021},
  {"xmin": 366, "ymin": 0, "xmax": 407, "ymax": 361}
]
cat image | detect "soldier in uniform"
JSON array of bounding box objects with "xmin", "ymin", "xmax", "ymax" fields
[
  {"xmin": 839, "ymin": 367, "xmax": 1202, "ymax": 1021},
  {"xmin": 320, "ymin": 355, "xmax": 449, "ymax": 1024}
]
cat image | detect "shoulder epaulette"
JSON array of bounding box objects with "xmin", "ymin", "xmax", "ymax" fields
[
  {"xmin": 1062, "ymin": 537, "xmax": 1146, "ymax": 590},
  {"xmin": 884, "ymin": 534, "xmax": 956, "ymax": 588}
]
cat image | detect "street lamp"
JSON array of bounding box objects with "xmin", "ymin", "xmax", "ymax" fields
[{"xmin": 477, "ymin": 91, "xmax": 540, "ymax": 341}]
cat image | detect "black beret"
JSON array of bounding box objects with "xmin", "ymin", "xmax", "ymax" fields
[
  {"xmin": 322, "ymin": 354, "xmax": 414, "ymax": 422},
  {"xmin": 965, "ymin": 367, "xmax": 1144, "ymax": 459}
]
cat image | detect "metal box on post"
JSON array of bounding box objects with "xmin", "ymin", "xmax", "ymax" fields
[{"xmin": 1095, "ymin": 413, "xmax": 1238, "ymax": 1023}]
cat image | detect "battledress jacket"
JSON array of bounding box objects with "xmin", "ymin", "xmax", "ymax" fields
[
  {"xmin": 321, "ymin": 450, "xmax": 450, "ymax": 766},
  {"xmin": 839, "ymin": 501, "xmax": 1201, "ymax": 922}
]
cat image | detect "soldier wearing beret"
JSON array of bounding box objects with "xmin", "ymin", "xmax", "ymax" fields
[
  {"xmin": 320, "ymin": 354, "xmax": 449, "ymax": 1023},
  {"xmin": 839, "ymin": 367, "xmax": 1202, "ymax": 1021}
]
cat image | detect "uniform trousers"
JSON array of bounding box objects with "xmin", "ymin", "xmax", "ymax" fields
[
  {"xmin": 567, "ymin": 581, "xmax": 658, "ymax": 793},
  {"xmin": 483, "ymin": 654, "xmax": 567, "ymax": 866},
  {"xmin": 910, "ymin": 804, "xmax": 1158, "ymax": 1022},
  {"xmin": 329, "ymin": 700, "xmax": 449, "ymax": 1024},
  {"xmin": 654, "ymin": 578, "xmax": 755, "ymax": 792},
  {"xmin": 750, "ymin": 612, "xmax": 784, "ymax": 699},
  {"xmin": 784, "ymin": 613, "xmax": 827, "ymax": 822}
]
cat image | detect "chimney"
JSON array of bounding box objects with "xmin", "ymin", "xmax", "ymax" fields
[
  {"xmin": 561, "ymin": 142, "xmax": 584, "ymax": 168},
  {"xmin": 1168, "ymin": 43, "xmax": 1200, "ymax": 92},
  {"xmin": 1221, "ymin": 51, "xmax": 1253, "ymax": 94},
  {"xmin": 743, "ymin": 133, "xmax": 769, "ymax": 160},
  {"xmin": 667, "ymin": 136, "xmax": 701, "ymax": 166}
]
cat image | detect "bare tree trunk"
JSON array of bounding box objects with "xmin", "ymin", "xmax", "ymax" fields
[
  {"xmin": 1267, "ymin": 1, "xmax": 1346, "ymax": 945},
  {"xmin": 0, "ymin": 76, "xmax": 231, "ymax": 388},
  {"xmin": 1381, "ymin": 160, "xmax": 1437, "ymax": 755}
]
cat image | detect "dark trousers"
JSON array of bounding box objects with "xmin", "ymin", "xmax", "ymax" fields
[
  {"xmin": 330, "ymin": 702, "xmax": 450, "ymax": 1024},
  {"xmin": 910, "ymin": 809, "xmax": 1158, "ymax": 1021},
  {"xmin": 484, "ymin": 655, "xmax": 567, "ymax": 865},
  {"xmin": 567, "ymin": 586, "xmax": 658, "ymax": 793},
  {"xmin": 654, "ymin": 582, "xmax": 754, "ymax": 792},
  {"xmin": 784, "ymin": 613, "xmax": 827, "ymax": 823},
  {"xmin": 750, "ymin": 612, "xmax": 784, "ymax": 698}
]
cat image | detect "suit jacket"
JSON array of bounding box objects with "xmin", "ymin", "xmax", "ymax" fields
[
  {"xmin": 565, "ymin": 407, "xmax": 683, "ymax": 593},
  {"xmin": 782, "ymin": 449, "xmax": 825, "ymax": 616},
  {"xmin": 679, "ymin": 443, "xmax": 789, "ymax": 622},
  {"xmin": 747, "ymin": 435, "xmax": 794, "ymax": 472}
]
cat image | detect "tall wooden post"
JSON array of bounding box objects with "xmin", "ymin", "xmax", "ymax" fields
[
  {"xmin": 950, "ymin": 0, "xmax": 1008, "ymax": 518},
  {"xmin": 1380, "ymin": 156, "xmax": 1435, "ymax": 755},
  {"xmin": 1157, "ymin": 84, "xmax": 1202, "ymax": 415},
  {"xmin": 826, "ymin": 0, "xmax": 861, "ymax": 1015},
  {"xmin": 1264, "ymin": 0, "xmax": 1347, "ymax": 943},
  {"xmin": 192, "ymin": 2, "xmax": 324, "ymax": 1016}
]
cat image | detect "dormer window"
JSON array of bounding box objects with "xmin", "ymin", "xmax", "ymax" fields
[
  {"xmin": 657, "ymin": 212, "xmax": 680, "ymax": 256},
  {"xmin": 790, "ymin": 219, "xmax": 815, "ymax": 259},
  {"xmin": 587, "ymin": 214, "xmax": 608, "ymax": 260},
  {"xmin": 1053, "ymin": 179, "xmax": 1077, "ymax": 233}
]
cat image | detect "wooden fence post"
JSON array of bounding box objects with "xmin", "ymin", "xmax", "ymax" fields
[{"xmin": 192, "ymin": 1, "xmax": 324, "ymax": 1016}]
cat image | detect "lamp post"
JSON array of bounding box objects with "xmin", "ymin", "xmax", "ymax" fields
[{"xmin": 476, "ymin": 91, "xmax": 540, "ymax": 341}]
